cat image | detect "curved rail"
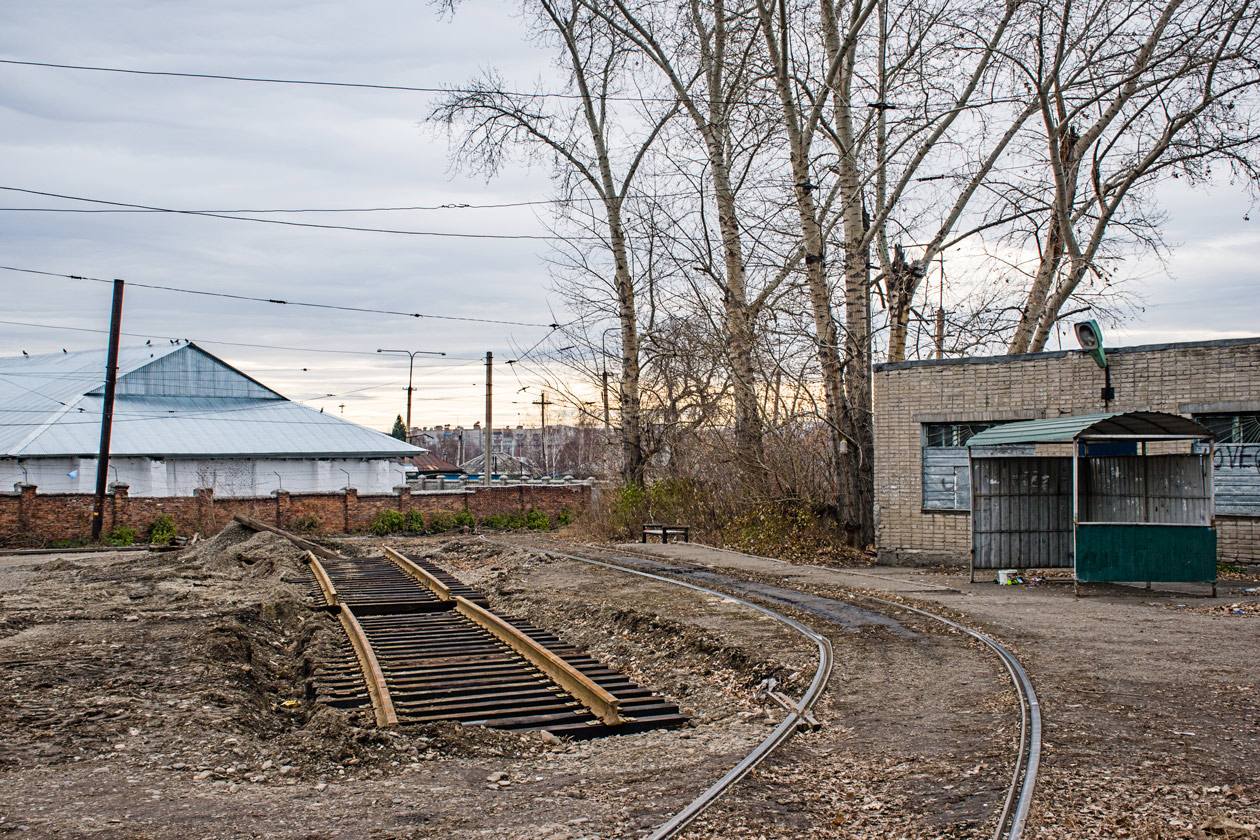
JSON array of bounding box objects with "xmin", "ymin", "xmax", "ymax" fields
[
  {"xmin": 302, "ymin": 549, "xmax": 398, "ymax": 728},
  {"xmin": 482, "ymin": 536, "xmax": 833, "ymax": 840},
  {"xmin": 671, "ymin": 541, "xmax": 1041, "ymax": 840},
  {"xmin": 853, "ymin": 589, "xmax": 1040, "ymax": 840},
  {"xmin": 493, "ymin": 536, "xmax": 1039, "ymax": 840}
]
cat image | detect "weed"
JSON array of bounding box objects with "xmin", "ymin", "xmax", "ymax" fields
[
  {"xmin": 370, "ymin": 509, "xmax": 405, "ymax": 536},
  {"xmin": 556, "ymin": 508, "xmax": 574, "ymax": 527},
  {"xmin": 107, "ymin": 526, "xmax": 137, "ymax": 547},
  {"xmin": 525, "ymin": 509, "xmax": 551, "ymax": 530},
  {"xmin": 428, "ymin": 512, "xmax": 458, "ymax": 533},
  {"xmin": 404, "ymin": 509, "xmax": 426, "ymax": 532},
  {"xmin": 147, "ymin": 514, "xmax": 177, "ymax": 545},
  {"xmin": 453, "ymin": 509, "xmax": 476, "ymax": 529}
]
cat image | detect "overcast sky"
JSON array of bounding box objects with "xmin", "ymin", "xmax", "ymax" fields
[{"xmin": 2, "ymin": 1, "xmax": 1257, "ymax": 433}]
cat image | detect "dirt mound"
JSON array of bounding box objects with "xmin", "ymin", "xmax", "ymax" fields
[{"xmin": 181, "ymin": 521, "xmax": 304, "ymax": 575}]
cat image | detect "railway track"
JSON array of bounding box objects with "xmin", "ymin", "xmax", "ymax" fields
[
  {"xmin": 492, "ymin": 535, "xmax": 1041, "ymax": 840},
  {"xmin": 234, "ymin": 516, "xmax": 688, "ymax": 738}
]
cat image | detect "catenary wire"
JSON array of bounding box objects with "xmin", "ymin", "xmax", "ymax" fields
[
  {"xmin": 0, "ymin": 187, "xmax": 602, "ymax": 241},
  {"xmin": 0, "ymin": 265, "xmax": 564, "ymax": 329}
]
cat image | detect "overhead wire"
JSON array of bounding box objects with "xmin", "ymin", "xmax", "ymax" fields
[
  {"xmin": 0, "ymin": 186, "xmax": 601, "ymax": 241},
  {"xmin": 0, "ymin": 57, "xmax": 784, "ymax": 107},
  {"xmin": 0, "ymin": 265, "xmax": 564, "ymax": 329}
]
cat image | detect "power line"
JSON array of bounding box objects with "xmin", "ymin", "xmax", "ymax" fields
[
  {"xmin": 0, "ymin": 266, "xmax": 564, "ymax": 328},
  {"xmin": 0, "ymin": 186, "xmax": 601, "ymax": 241},
  {"xmin": 0, "ymin": 198, "xmax": 600, "ymax": 214},
  {"xmin": 0, "ymin": 316, "xmax": 486, "ymax": 361},
  {"xmin": 0, "ymin": 57, "xmax": 701, "ymax": 106}
]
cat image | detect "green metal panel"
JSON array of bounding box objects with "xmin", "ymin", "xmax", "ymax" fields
[
  {"xmin": 967, "ymin": 414, "xmax": 1116, "ymax": 447},
  {"xmin": 966, "ymin": 411, "xmax": 1213, "ymax": 447},
  {"xmin": 1075, "ymin": 524, "xmax": 1216, "ymax": 582}
]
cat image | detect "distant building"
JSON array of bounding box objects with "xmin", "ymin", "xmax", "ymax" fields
[
  {"xmin": 0, "ymin": 343, "xmax": 421, "ymax": 496},
  {"xmin": 413, "ymin": 422, "xmax": 603, "ymax": 477}
]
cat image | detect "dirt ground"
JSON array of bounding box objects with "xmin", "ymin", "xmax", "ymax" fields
[{"xmin": 0, "ymin": 527, "xmax": 1255, "ymax": 839}]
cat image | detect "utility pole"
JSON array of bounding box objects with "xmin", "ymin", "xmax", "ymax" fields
[
  {"xmin": 532, "ymin": 391, "xmax": 551, "ymax": 476},
  {"xmin": 483, "ymin": 352, "xmax": 493, "ymax": 487},
  {"xmin": 377, "ymin": 348, "xmax": 444, "ymax": 440},
  {"xmin": 90, "ymin": 279, "xmax": 124, "ymax": 541}
]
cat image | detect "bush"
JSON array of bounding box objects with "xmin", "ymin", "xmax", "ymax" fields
[
  {"xmin": 525, "ymin": 509, "xmax": 551, "ymax": 530},
  {"xmin": 427, "ymin": 511, "xmax": 457, "ymax": 533},
  {"xmin": 404, "ymin": 509, "xmax": 425, "ymax": 532},
  {"xmin": 370, "ymin": 509, "xmax": 405, "ymax": 536},
  {"xmin": 292, "ymin": 515, "xmax": 321, "ymax": 534},
  {"xmin": 107, "ymin": 526, "xmax": 136, "ymax": 547},
  {"xmin": 147, "ymin": 514, "xmax": 177, "ymax": 545},
  {"xmin": 453, "ymin": 509, "xmax": 475, "ymax": 529},
  {"xmin": 556, "ymin": 508, "xmax": 575, "ymax": 527}
]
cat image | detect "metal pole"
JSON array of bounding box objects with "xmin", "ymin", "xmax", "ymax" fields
[
  {"xmin": 601, "ymin": 370, "xmax": 611, "ymax": 437},
  {"xmin": 405, "ymin": 353, "xmax": 415, "ymax": 436},
  {"xmin": 91, "ymin": 279, "xmax": 124, "ymax": 541},
  {"xmin": 484, "ymin": 352, "xmax": 492, "ymax": 487}
]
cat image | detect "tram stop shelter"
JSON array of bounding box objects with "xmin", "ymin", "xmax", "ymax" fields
[{"xmin": 965, "ymin": 411, "xmax": 1217, "ymax": 593}]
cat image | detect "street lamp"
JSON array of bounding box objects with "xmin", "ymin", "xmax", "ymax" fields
[{"xmin": 377, "ymin": 348, "xmax": 445, "ymax": 438}]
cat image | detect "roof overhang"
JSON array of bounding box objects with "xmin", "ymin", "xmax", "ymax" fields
[{"xmin": 966, "ymin": 410, "xmax": 1213, "ymax": 448}]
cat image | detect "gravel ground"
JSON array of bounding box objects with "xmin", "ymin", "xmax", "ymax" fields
[{"xmin": 0, "ymin": 528, "xmax": 1254, "ymax": 839}]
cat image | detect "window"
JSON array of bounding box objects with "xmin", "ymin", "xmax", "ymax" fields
[
  {"xmin": 924, "ymin": 422, "xmax": 996, "ymax": 447},
  {"xmin": 1194, "ymin": 412, "xmax": 1260, "ymax": 444},
  {"xmin": 922, "ymin": 422, "xmax": 996, "ymax": 511}
]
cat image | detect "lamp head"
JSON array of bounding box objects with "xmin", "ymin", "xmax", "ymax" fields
[{"xmin": 1074, "ymin": 320, "xmax": 1108, "ymax": 369}]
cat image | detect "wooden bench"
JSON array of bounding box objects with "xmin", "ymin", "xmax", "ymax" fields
[{"xmin": 642, "ymin": 523, "xmax": 690, "ymax": 544}]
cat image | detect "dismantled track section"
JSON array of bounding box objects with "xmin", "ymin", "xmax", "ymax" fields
[{"xmin": 232, "ymin": 516, "xmax": 687, "ymax": 738}]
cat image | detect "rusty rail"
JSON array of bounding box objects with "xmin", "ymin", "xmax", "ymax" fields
[
  {"xmin": 298, "ymin": 543, "xmax": 396, "ymax": 728},
  {"xmin": 382, "ymin": 545, "xmax": 625, "ymax": 726}
]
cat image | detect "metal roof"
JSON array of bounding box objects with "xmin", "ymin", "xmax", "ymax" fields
[
  {"xmin": 0, "ymin": 344, "xmax": 420, "ymax": 459},
  {"xmin": 966, "ymin": 411, "xmax": 1213, "ymax": 447}
]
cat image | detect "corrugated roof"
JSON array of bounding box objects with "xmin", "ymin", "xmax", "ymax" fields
[
  {"xmin": 0, "ymin": 344, "xmax": 420, "ymax": 459},
  {"xmin": 966, "ymin": 411, "xmax": 1213, "ymax": 447},
  {"xmin": 411, "ymin": 452, "xmax": 461, "ymax": 473}
]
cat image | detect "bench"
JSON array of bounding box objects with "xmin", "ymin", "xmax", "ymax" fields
[{"xmin": 642, "ymin": 523, "xmax": 690, "ymax": 544}]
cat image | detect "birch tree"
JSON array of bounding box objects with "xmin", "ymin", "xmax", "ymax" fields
[
  {"xmin": 430, "ymin": 0, "xmax": 675, "ymax": 485},
  {"xmin": 1006, "ymin": 0, "xmax": 1260, "ymax": 353}
]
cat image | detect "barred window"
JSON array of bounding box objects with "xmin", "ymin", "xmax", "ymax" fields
[
  {"xmin": 1194, "ymin": 413, "xmax": 1260, "ymax": 444},
  {"xmin": 924, "ymin": 422, "xmax": 995, "ymax": 448}
]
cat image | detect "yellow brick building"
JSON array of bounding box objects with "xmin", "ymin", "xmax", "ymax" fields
[{"xmin": 873, "ymin": 337, "xmax": 1260, "ymax": 565}]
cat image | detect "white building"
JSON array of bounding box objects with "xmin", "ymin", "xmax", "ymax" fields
[{"xmin": 0, "ymin": 343, "xmax": 421, "ymax": 496}]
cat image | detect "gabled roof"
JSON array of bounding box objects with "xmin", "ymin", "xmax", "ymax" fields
[
  {"xmin": 966, "ymin": 411, "xmax": 1213, "ymax": 447},
  {"xmin": 0, "ymin": 344, "xmax": 421, "ymax": 459}
]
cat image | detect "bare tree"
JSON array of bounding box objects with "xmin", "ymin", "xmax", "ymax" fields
[
  {"xmin": 1006, "ymin": 0, "xmax": 1260, "ymax": 353},
  {"xmin": 430, "ymin": 0, "xmax": 677, "ymax": 485}
]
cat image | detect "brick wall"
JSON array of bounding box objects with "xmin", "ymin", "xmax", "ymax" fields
[
  {"xmin": 874, "ymin": 337, "xmax": 1260, "ymax": 565},
  {"xmin": 0, "ymin": 482, "xmax": 590, "ymax": 547}
]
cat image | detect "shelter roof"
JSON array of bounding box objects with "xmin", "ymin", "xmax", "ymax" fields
[
  {"xmin": 966, "ymin": 411, "xmax": 1212, "ymax": 447},
  {"xmin": 0, "ymin": 344, "xmax": 420, "ymax": 459}
]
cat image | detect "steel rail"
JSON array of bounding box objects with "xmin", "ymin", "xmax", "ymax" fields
[
  {"xmin": 383, "ymin": 545, "xmax": 626, "ymax": 725},
  {"xmin": 852, "ymin": 590, "xmax": 1040, "ymax": 840},
  {"xmin": 304, "ymin": 550, "xmax": 340, "ymax": 606},
  {"xmin": 664, "ymin": 540, "xmax": 1041, "ymax": 840},
  {"xmin": 302, "ymin": 548, "xmax": 398, "ymax": 728},
  {"xmin": 610, "ymin": 539, "xmax": 1040, "ymax": 840},
  {"xmin": 482, "ymin": 536, "xmax": 834, "ymax": 840}
]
